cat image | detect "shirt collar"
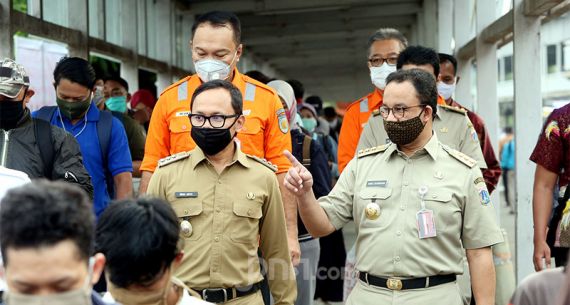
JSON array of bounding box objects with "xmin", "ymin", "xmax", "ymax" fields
[{"xmin": 385, "ymin": 132, "xmax": 440, "ymax": 161}]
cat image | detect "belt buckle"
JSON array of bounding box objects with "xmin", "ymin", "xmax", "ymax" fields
[
  {"xmin": 202, "ymin": 288, "xmax": 228, "ymax": 303},
  {"xmin": 386, "ymin": 278, "xmax": 403, "ymax": 290}
]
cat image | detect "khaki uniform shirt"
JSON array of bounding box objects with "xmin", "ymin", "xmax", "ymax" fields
[
  {"xmin": 147, "ymin": 146, "xmax": 296, "ymax": 305},
  {"xmin": 357, "ymin": 105, "xmax": 487, "ymax": 169},
  {"xmin": 320, "ymin": 133, "xmax": 503, "ymax": 277}
]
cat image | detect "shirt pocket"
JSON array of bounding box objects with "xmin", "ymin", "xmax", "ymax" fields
[
  {"xmin": 237, "ymin": 116, "xmax": 264, "ymax": 157},
  {"xmin": 168, "ymin": 116, "xmax": 192, "ymax": 150},
  {"xmin": 358, "ymin": 187, "xmax": 392, "ymax": 228},
  {"xmin": 230, "ymin": 198, "xmax": 263, "ymax": 244},
  {"xmin": 423, "ymin": 188, "xmax": 457, "ymax": 232},
  {"xmin": 171, "ymin": 198, "xmax": 204, "ymax": 241}
]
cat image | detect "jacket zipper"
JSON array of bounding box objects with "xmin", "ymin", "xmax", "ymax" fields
[{"xmin": 1, "ymin": 130, "xmax": 10, "ymax": 167}]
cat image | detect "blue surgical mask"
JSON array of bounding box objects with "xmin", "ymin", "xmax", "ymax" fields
[
  {"xmin": 301, "ymin": 117, "xmax": 317, "ymax": 133},
  {"xmin": 105, "ymin": 96, "xmax": 127, "ymax": 113}
]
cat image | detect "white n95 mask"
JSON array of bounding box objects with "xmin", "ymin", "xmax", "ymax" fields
[{"xmin": 370, "ymin": 62, "xmax": 397, "ymax": 90}]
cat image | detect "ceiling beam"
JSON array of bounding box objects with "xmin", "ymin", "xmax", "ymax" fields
[{"xmin": 184, "ymin": 0, "xmax": 420, "ymax": 14}]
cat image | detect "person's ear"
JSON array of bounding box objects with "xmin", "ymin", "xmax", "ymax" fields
[
  {"xmin": 171, "ymin": 252, "xmax": 184, "ymax": 271},
  {"xmin": 126, "ymin": 93, "xmax": 132, "ymax": 103},
  {"xmin": 235, "ymin": 115, "xmax": 245, "ymax": 132},
  {"xmin": 424, "ymin": 106, "xmax": 433, "ymax": 122},
  {"xmin": 90, "ymin": 253, "xmax": 106, "ymax": 286},
  {"xmin": 24, "ymin": 88, "xmax": 35, "ymax": 103},
  {"xmin": 456, "ymin": 76, "xmax": 461, "ymax": 85},
  {"xmin": 236, "ymin": 44, "xmax": 243, "ymax": 62}
]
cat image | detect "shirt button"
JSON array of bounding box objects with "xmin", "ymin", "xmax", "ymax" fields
[
  {"xmin": 247, "ymin": 209, "xmax": 253, "ymax": 216},
  {"xmin": 396, "ymin": 231, "xmax": 402, "ymax": 236},
  {"xmin": 403, "ymin": 181, "xmax": 409, "ymax": 186},
  {"xmin": 400, "ymin": 206, "xmax": 405, "ymax": 211},
  {"xmin": 214, "ymin": 236, "xmax": 220, "ymax": 242},
  {"xmin": 184, "ymin": 210, "xmax": 189, "ymax": 215},
  {"xmin": 216, "ymin": 208, "xmax": 221, "ymax": 213},
  {"xmin": 182, "ymin": 125, "xmax": 187, "ymax": 130},
  {"xmin": 217, "ymin": 180, "xmax": 222, "ymax": 184},
  {"xmin": 394, "ymin": 256, "xmax": 401, "ymax": 262}
]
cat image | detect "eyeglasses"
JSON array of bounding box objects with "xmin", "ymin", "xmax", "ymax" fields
[
  {"xmin": 188, "ymin": 113, "xmax": 240, "ymax": 128},
  {"xmin": 379, "ymin": 105, "xmax": 426, "ymax": 119},
  {"xmin": 368, "ymin": 55, "xmax": 399, "ymax": 67}
]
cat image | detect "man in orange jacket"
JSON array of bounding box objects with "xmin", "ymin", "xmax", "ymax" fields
[
  {"xmin": 337, "ymin": 28, "xmax": 408, "ymax": 173},
  {"xmin": 138, "ymin": 11, "xmax": 299, "ymax": 264}
]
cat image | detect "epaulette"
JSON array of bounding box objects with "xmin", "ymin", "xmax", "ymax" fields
[
  {"xmin": 357, "ymin": 144, "xmax": 388, "ymax": 158},
  {"xmin": 372, "ymin": 109, "xmax": 381, "ymax": 117},
  {"xmin": 439, "ymin": 104, "xmax": 467, "ymax": 115},
  {"xmin": 247, "ymin": 155, "xmax": 278, "ymax": 172},
  {"xmin": 158, "ymin": 151, "xmax": 191, "ymax": 168},
  {"xmin": 441, "ymin": 145, "xmax": 476, "ymax": 168},
  {"xmin": 159, "ymin": 76, "xmax": 191, "ymax": 97}
]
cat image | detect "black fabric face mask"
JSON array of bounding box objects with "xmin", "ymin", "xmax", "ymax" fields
[
  {"xmin": 0, "ymin": 98, "xmax": 25, "ymax": 130},
  {"xmin": 383, "ymin": 109, "xmax": 427, "ymax": 145},
  {"xmin": 191, "ymin": 118, "xmax": 239, "ymax": 156}
]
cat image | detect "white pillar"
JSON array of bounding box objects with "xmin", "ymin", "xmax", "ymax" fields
[
  {"xmin": 120, "ymin": 0, "xmax": 139, "ymax": 92},
  {"xmin": 453, "ymin": 0, "xmax": 474, "ymax": 109},
  {"xmin": 0, "ymin": 0, "xmax": 14, "ymax": 59},
  {"xmin": 155, "ymin": 0, "xmax": 173, "ymax": 93},
  {"xmin": 475, "ymin": 0, "xmax": 501, "ymax": 220},
  {"xmin": 438, "ymin": 0, "xmax": 453, "ymax": 54},
  {"xmin": 68, "ymin": 0, "xmax": 88, "ymax": 59},
  {"xmin": 423, "ymin": 0, "xmax": 439, "ymax": 49},
  {"xmin": 513, "ymin": 0, "xmax": 542, "ymax": 283}
]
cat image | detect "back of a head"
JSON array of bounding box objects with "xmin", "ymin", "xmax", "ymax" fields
[
  {"xmin": 396, "ymin": 46, "xmax": 440, "ymax": 78},
  {"xmin": 96, "ymin": 198, "xmax": 180, "ymax": 288},
  {"xmin": 504, "ymin": 126, "xmax": 513, "ymax": 134},
  {"xmin": 386, "ymin": 69, "xmax": 438, "ymax": 118},
  {"xmin": 286, "ymin": 79, "xmax": 305, "ymax": 100},
  {"xmin": 131, "ymin": 89, "xmax": 156, "ymax": 109},
  {"xmin": 438, "ymin": 53, "xmax": 458, "ymax": 76},
  {"xmin": 367, "ymin": 28, "xmax": 408, "ymax": 54},
  {"xmin": 54, "ymin": 57, "xmax": 96, "ymax": 89},
  {"xmin": 323, "ymin": 106, "xmax": 337, "ymax": 120},
  {"xmin": 245, "ymin": 70, "xmax": 272, "ymax": 84},
  {"xmin": 305, "ymin": 95, "xmax": 324, "ymax": 116},
  {"xmin": 0, "ymin": 180, "xmax": 94, "ymax": 265},
  {"xmin": 191, "ymin": 11, "xmax": 241, "ymax": 45}
]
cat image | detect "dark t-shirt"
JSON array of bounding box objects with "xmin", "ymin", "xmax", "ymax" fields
[
  {"xmin": 115, "ymin": 112, "xmax": 146, "ymax": 161},
  {"xmin": 530, "ymin": 104, "xmax": 570, "ymax": 187}
]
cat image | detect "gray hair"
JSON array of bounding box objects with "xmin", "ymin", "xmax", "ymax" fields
[{"xmin": 367, "ymin": 28, "xmax": 408, "ymax": 55}]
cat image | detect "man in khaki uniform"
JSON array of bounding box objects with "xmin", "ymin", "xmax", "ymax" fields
[
  {"xmin": 147, "ymin": 80, "xmax": 296, "ymax": 305},
  {"xmin": 284, "ymin": 69, "xmax": 502, "ymax": 305},
  {"xmin": 357, "ymin": 46, "xmax": 487, "ymax": 169}
]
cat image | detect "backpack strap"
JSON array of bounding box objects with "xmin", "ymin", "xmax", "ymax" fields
[
  {"xmin": 302, "ymin": 136, "xmax": 312, "ymax": 167},
  {"xmin": 97, "ymin": 111, "xmax": 115, "ymax": 198},
  {"xmin": 35, "ymin": 106, "xmax": 58, "ymax": 122},
  {"xmin": 32, "ymin": 118, "xmax": 55, "ymax": 179}
]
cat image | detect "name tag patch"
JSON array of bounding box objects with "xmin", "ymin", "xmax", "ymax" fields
[
  {"xmin": 366, "ymin": 180, "xmax": 387, "ymax": 187},
  {"xmin": 175, "ymin": 192, "xmax": 198, "ymax": 198}
]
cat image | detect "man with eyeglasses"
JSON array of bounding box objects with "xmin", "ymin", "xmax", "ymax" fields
[
  {"xmin": 283, "ymin": 69, "xmax": 502, "ymax": 305},
  {"xmin": 147, "ymin": 80, "xmax": 296, "ymax": 305},
  {"xmin": 337, "ymin": 28, "xmax": 407, "ymax": 174},
  {"xmin": 139, "ymin": 11, "xmax": 299, "ymax": 268},
  {"xmin": 357, "ymin": 46, "xmax": 487, "ymax": 172}
]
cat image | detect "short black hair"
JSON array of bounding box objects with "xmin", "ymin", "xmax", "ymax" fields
[
  {"xmin": 396, "ymin": 46, "xmax": 440, "ymax": 79},
  {"xmin": 192, "ymin": 11, "xmax": 241, "ymax": 45},
  {"xmin": 438, "ymin": 53, "xmax": 458, "ymax": 76},
  {"xmin": 104, "ymin": 75, "xmax": 129, "ymax": 92},
  {"xmin": 386, "ymin": 69, "xmax": 438, "ymax": 118},
  {"xmin": 286, "ymin": 79, "xmax": 304, "ymax": 100},
  {"xmin": 323, "ymin": 106, "xmax": 337, "ymax": 119},
  {"xmin": 191, "ymin": 80, "xmax": 243, "ymax": 115},
  {"xmin": 0, "ymin": 180, "xmax": 94, "ymax": 265},
  {"xmin": 54, "ymin": 57, "xmax": 97, "ymax": 90},
  {"xmin": 305, "ymin": 95, "xmax": 324, "ymax": 116},
  {"xmin": 95, "ymin": 198, "xmax": 180, "ymax": 288},
  {"xmin": 367, "ymin": 28, "xmax": 408, "ymax": 56},
  {"xmin": 245, "ymin": 70, "xmax": 272, "ymax": 84},
  {"xmin": 504, "ymin": 126, "xmax": 513, "ymax": 134}
]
